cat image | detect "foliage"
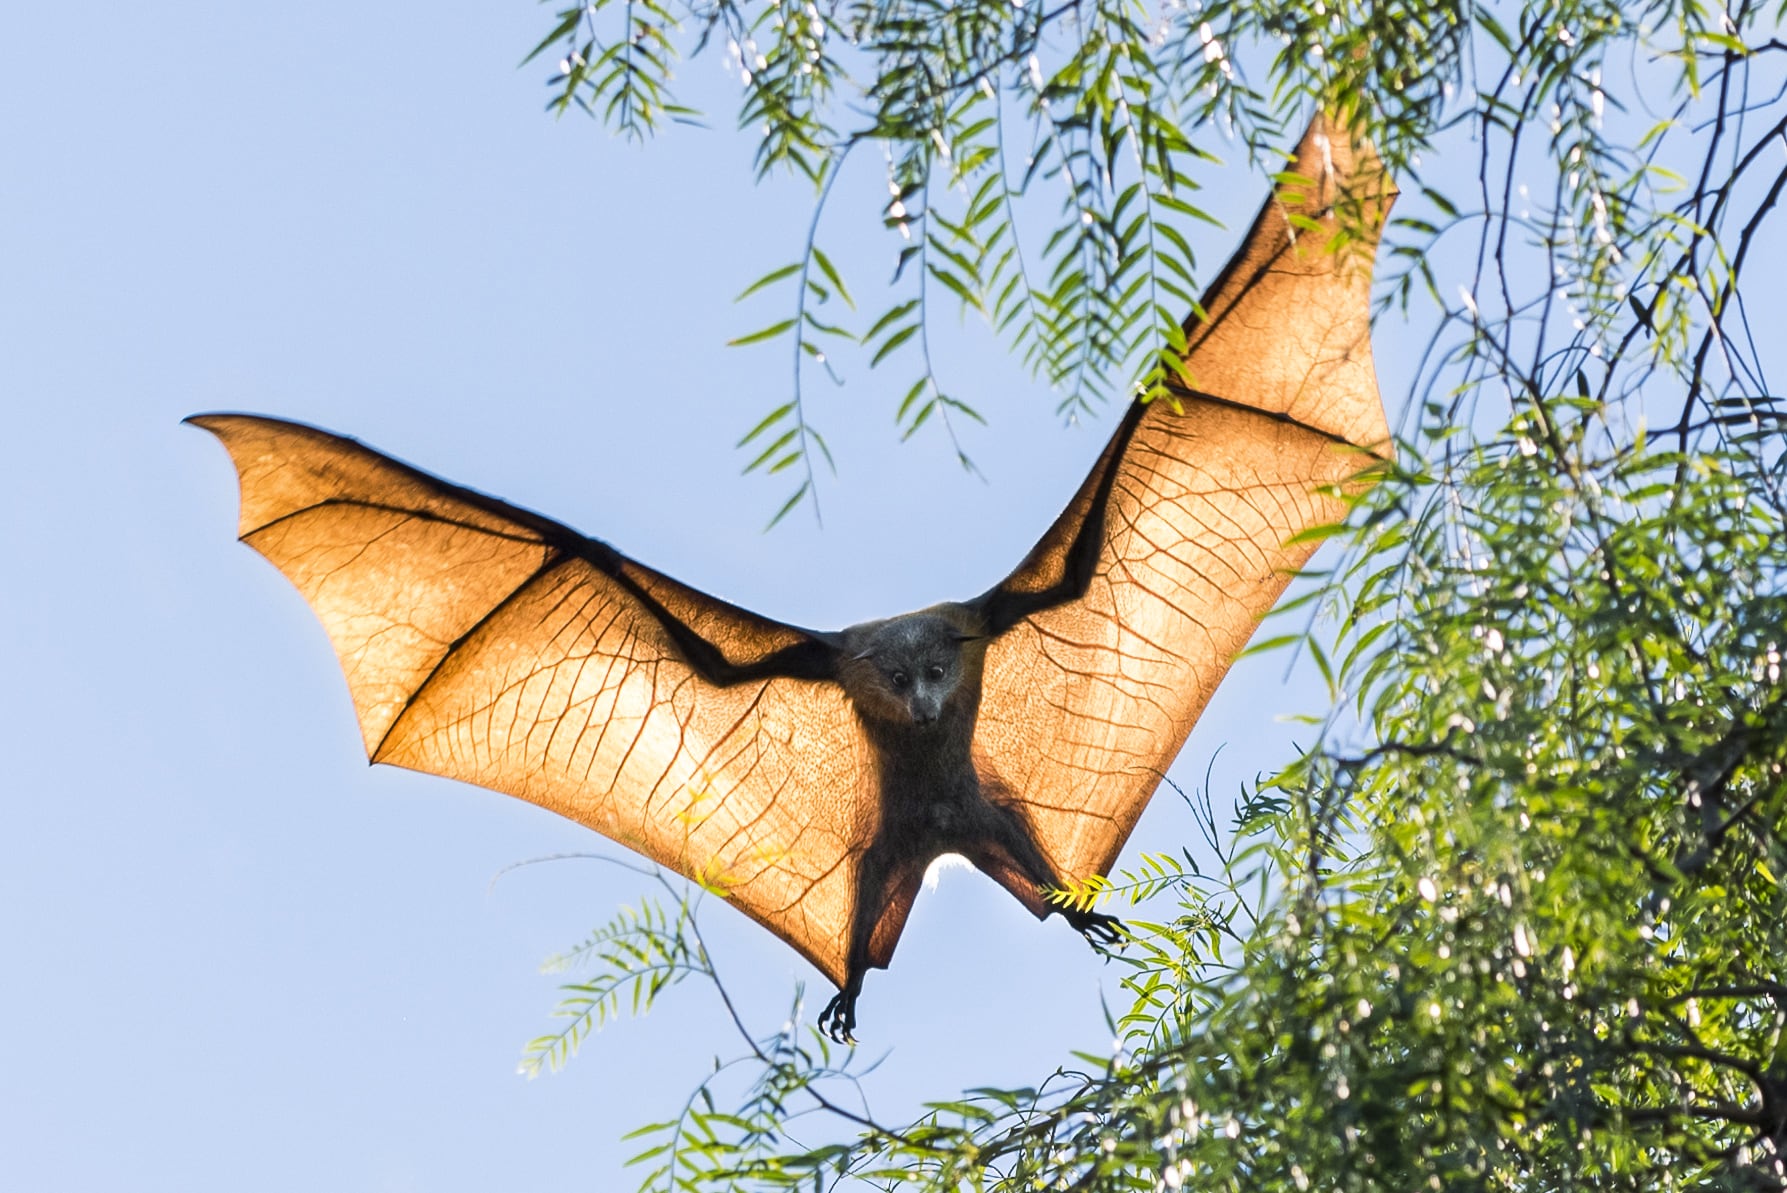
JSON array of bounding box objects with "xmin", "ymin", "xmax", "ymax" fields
[{"xmin": 524, "ymin": 0, "xmax": 1787, "ymax": 1188}]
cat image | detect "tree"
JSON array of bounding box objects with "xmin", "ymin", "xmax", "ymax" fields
[{"xmin": 519, "ymin": 0, "xmax": 1787, "ymax": 1188}]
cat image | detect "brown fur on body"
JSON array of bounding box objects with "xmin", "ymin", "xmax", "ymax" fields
[{"xmin": 822, "ymin": 607, "xmax": 1117, "ymax": 1042}]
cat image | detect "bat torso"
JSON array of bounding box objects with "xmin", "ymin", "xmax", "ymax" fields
[
  {"xmin": 835, "ymin": 604, "xmax": 1002, "ymax": 861},
  {"xmin": 821, "ymin": 604, "xmax": 1092, "ymax": 1016},
  {"xmin": 858, "ymin": 713, "xmax": 983, "ymax": 854}
]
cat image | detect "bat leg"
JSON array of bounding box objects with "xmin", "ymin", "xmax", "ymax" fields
[
  {"xmin": 819, "ymin": 845, "xmax": 924, "ymax": 1045},
  {"xmin": 966, "ymin": 800, "xmax": 1127, "ymax": 950}
]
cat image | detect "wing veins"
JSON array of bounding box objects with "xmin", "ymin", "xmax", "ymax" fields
[{"xmin": 372, "ymin": 551, "xmax": 571, "ymax": 761}]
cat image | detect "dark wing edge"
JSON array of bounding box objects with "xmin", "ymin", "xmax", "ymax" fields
[
  {"xmin": 968, "ymin": 112, "xmax": 1397, "ymax": 886},
  {"xmin": 187, "ymin": 412, "xmax": 869, "ymax": 986},
  {"xmin": 186, "ymin": 412, "xmax": 838, "ymax": 699},
  {"xmin": 975, "ymin": 113, "xmax": 1395, "ymax": 635},
  {"xmin": 971, "ymin": 402, "xmax": 1149, "ymax": 636}
]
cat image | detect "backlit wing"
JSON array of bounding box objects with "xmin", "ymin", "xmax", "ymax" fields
[
  {"xmin": 190, "ymin": 414, "xmax": 870, "ymax": 985},
  {"xmin": 971, "ymin": 114, "xmax": 1396, "ymax": 884}
]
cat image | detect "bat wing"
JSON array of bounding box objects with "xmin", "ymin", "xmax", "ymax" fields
[
  {"xmin": 190, "ymin": 414, "xmax": 870, "ymax": 986},
  {"xmin": 970, "ymin": 114, "xmax": 1396, "ymax": 885}
]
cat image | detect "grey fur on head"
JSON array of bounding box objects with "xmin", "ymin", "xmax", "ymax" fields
[{"xmin": 840, "ymin": 613, "xmax": 971, "ymax": 728}]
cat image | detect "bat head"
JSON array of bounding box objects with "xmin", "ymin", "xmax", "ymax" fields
[{"xmin": 840, "ymin": 612, "xmax": 975, "ymax": 730}]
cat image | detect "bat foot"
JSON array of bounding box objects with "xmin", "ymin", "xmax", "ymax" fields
[
  {"xmin": 1067, "ymin": 909, "xmax": 1126, "ymax": 948},
  {"xmin": 818, "ymin": 990, "xmax": 858, "ymax": 1044}
]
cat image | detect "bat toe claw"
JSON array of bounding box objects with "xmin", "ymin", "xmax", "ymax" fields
[
  {"xmin": 1069, "ymin": 909, "xmax": 1126, "ymax": 948},
  {"xmin": 818, "ymin": 990, "xmax": 859, "ymax": 1045}
]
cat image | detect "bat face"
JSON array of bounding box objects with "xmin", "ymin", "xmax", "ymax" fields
[
  {"xmin": 190, "ymin": 113, "xmax": 1394, "ymax": 1042},
  {"xmin": 838, "ymin": 612, "xmax": 979, "ymax": 729}
]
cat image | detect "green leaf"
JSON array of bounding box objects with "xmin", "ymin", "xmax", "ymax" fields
[
  {"xmin": 521, "ymin": 8, "xmax": 584, "ymax": 67},
  {"xmin": 764, "ymin": 480, "xmax": 810, "ymax": 530},
  {"xmin": 810, "ymin": 248, "xmax": 854, "ymax": 309},
  {"xmin": 742, "ymin": 427, "xmax": 798, "ymax": 473},
  {"xmin": 736, "ymin": 403, "xmax": 794, "ymax": 448},
  {"xmin": 869, "ymin": 323, "xmax": 919, "ymax": 366},
  {"xmin": 727, "ymin": 318, "xmax": 798, "ymax": 347},
  {"xmin": 863, "ymin": 299, "xmax": 920, "ymax": 344}
]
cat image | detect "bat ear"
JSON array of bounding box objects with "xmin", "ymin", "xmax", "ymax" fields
[{"xmin": 853, "ymin": 649, "xmax": 876, "ymax": 662}]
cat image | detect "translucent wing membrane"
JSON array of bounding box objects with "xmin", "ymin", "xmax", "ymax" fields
[
  {"xmin": 189, "ymin": 114, "xmax": 1395, "ymax": 996},
  {"xmin": 975, "ymin": 115, "xmax": 1395, "ymax": 885},
  {"xmin": 189, "ymin": 415, "xmax": 870, "ymax": 984}
]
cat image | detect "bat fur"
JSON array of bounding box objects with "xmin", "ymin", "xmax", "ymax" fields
[{"xmin": 828, "ymin": 610, "xmax": 1120, "ymax": 1039}]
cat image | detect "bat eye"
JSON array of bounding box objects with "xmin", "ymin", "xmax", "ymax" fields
[
  {"xmin": 926, "ymin": 665, "xmax": 945, "ymax": 682},
  {"xmin": 890, "ymin": 671, "xmax": 910, "ymax": 689}
]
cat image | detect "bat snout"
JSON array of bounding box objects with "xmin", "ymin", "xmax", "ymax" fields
[{"xmin": 907, "ymin": 691, "xmax": 946, "ymax": 727}]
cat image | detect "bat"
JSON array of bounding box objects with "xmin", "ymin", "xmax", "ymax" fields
[{"xmin": 189, "ymin": 113, "xmax": 1394, "ymax": 1042}]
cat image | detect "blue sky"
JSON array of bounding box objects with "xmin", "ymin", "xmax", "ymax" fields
[{"xmin": 3, "ymin": 5, "xmax": 1355, "ymax": 1188}]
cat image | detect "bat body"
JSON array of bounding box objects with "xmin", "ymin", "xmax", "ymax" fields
[
  {"xmin": 190, "ymin": 115, "xmax": 1394, "ymax": 1041},
  {"xmin": 826, "ymin": 607, "xmax": 1123, "ymax": 1038}
]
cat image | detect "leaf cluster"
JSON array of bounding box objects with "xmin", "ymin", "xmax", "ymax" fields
[{"xmin": 520, "ymin": 0, "xmax": 1787, "ymax": 1188}]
